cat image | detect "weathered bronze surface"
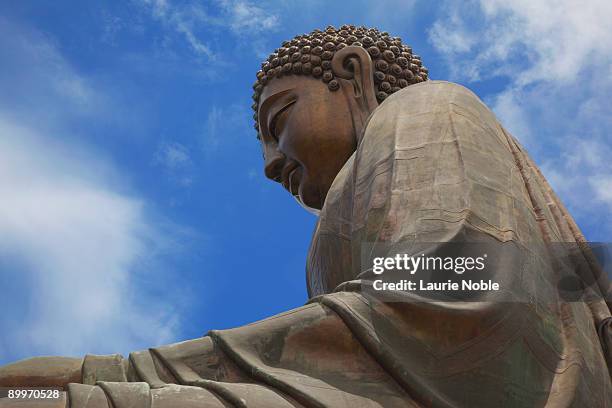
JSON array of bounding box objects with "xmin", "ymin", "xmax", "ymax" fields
[{"xmin": 1, "ymin": 25, "xmax": 611, "ymax": 407}]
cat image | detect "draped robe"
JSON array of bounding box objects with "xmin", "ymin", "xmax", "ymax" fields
[{"xmin": 5, "ymin": 81, "xmax": 612, "ymax": 407}]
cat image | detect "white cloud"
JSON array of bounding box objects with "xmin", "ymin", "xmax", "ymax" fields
[
  {"xmin": 0, "ymin": 19, "xmax": 184, "ymax": 361},
  {"xmin": 428, "ymin": 10, "xmax": 475, "ymax": 55},
  {"xmin": 428, "ymin": 0, "xmax": 612, "ymax": 239},
  {"xmin": 218, "ymin": 0, "xmax": 279, "ymax": 35},
  {"xmin": 0, "ymin": 117, "xmax": 182, "ymax": 359},
  {"xmin": 428, "ymin": 0, "xmax": 612, "ymax": 83},
  {"xmin": 205, "ymin": 106, "xmax": 223, "ymax": 152},
  {"xmin": 141, "ymin": 0, "xmax": 215, "ymax": 59},
  {"xmin": 478, "ymin": 0, "xmax": 612, "ymax": 85},
  {"xmin": 154, "ymin": 141, "xmax": 194, "ymax": 187},
  {"xmin": 0, "ymin": 18, "xmax": 103, "ymax": 126},
  {"xmin": 591, "ymin": 175, "xmax": 612, "ymax": 205},
  {"xmin": 487, "ymin": 87, "xmax": 533, "ymax": 143},
  {"xmin": 156, "ymin": 142, "xmax": 192, "ymax": 169},
  {"xmin": 100, "ymin": 10, "xmax": 124, "ymax": 46},
  {"xmin": 138, "ymin": 0, "xmax": 279, "ymax": 60},
  {"xmin": 203, "ymin": 104, "xmax": 250, "ymax": 154}
]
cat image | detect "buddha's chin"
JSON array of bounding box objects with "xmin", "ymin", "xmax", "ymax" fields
[{"xmin": 298, "ymin": 181, "xmax": 326, "ymax": 211}]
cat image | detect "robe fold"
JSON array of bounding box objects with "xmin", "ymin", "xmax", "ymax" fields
[{"xmin": 56, "ymin": 81, "xmax": 612, "ymax": 407}]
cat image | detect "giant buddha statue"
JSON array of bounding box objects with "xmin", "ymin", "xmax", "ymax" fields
[{"xmin": 1, "ymin": 25, "xmax": 611, "ymax": 407}]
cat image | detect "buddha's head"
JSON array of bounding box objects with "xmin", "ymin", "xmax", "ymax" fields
[{"xmin": 253, "ymin": 25, "xmax": 427, "ymax": 211}]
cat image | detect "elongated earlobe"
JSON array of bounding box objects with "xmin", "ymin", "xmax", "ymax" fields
[{"xmin": 331, "ymin": 46, "xmax": 379, "ymax": 115}]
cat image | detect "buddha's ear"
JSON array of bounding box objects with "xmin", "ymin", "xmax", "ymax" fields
[{"xmin": 331, "ymin": 46, "xmax": 379, "ymax": 115}]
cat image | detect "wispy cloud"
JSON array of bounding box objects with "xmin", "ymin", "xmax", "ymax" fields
[
  {"xmin": 428, "ymin": 0, "xmax": 612, "ymax": 239},
  {"xmin": 203, "ymin": 103, "xmax": 250, "ymax": 154},
  {"xmin": 140, "ymin": 0, "xmax": 215, "ymax": 59},
  {"xmin": 428, "ymin": 0, "xmax": 612, "ymax": 84},
  {"xmin": 0, "ymin": 18, "xmax": 103, "ymax": 127},
  {"xmin": 0, "ymin": 18, "xmax": 185, "ymax": 362},
  {"xmin": 155, "ymin": 141, "xmax": 194, "ymax": 187},
  {"xmin": 0, "ymin": 119, "xmax": 182, "ymax": 359},
  {"xmin": 138, "ymin": 0, "xmax": 280, "ymax": 61},
  {"xmin": 100, "ymin": 10, "xmax": 124, "ymax": 46},
  {"xmin": 218, "ymin": 0, "xmax": 279, "ymax": 36},
  {"xmin": 157, "ymin": 141, "xmax": 192, "ymax": 169}
]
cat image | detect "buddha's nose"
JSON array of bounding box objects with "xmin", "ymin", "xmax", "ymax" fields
[{"xmin": 264, "ymin": 147, "xmax": 285, "ymax": 182}]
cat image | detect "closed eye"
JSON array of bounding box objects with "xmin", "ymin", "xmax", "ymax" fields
[{"xmin": 269, "ymin": 100, "xmax": 296, "ymax": 140}]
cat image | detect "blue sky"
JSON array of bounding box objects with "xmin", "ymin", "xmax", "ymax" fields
[{"xmin": 0, "ymin": 0, "xmax": 610, "ymax": 364}]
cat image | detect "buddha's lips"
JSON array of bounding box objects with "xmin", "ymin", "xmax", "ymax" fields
[
  {"xmin": 281, "ymin": 161, "xmax": 300, "ymax": 192},
  {"xmin": 289, "ymin": 167, "xmax": 302, "ymax": 196}
]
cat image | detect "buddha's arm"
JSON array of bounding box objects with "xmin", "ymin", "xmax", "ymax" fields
[
  {"xmin": 0, "ymin": 299, "xmax": 418, "ymax": 407},
  {"xmin": 0, "ymin": 357, "xmax": 82, "ymax": 389},
  {"xmin": 0, "ymin": 357, "xmax": 79, "ymax": 407},
  {"xmin": 0, "ymin": 340, "xmax": 232, "ymax": 407}
]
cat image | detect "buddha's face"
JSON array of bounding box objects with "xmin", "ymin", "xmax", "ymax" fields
[{"xmin": 258, "ymin": 75, "xmax": 357, "ymax": 210}]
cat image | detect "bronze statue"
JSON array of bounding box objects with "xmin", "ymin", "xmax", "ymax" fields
[{"xmin": 1, "ymin": 25, "xmax": 610, "ymax": 407}]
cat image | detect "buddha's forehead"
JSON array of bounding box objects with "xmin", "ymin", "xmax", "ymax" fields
[
  {"xmin": 260, "ymin": 75, "xmax": 320, "ymax": 102},
  {"xmin": 259, "ymin": 76, "xmax": 293, "ymax": 103}
]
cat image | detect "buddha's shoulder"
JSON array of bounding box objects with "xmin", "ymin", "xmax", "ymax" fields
[{"xmin": 381, "ymin": 80, "xmax": 486, "ymax": 110}]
